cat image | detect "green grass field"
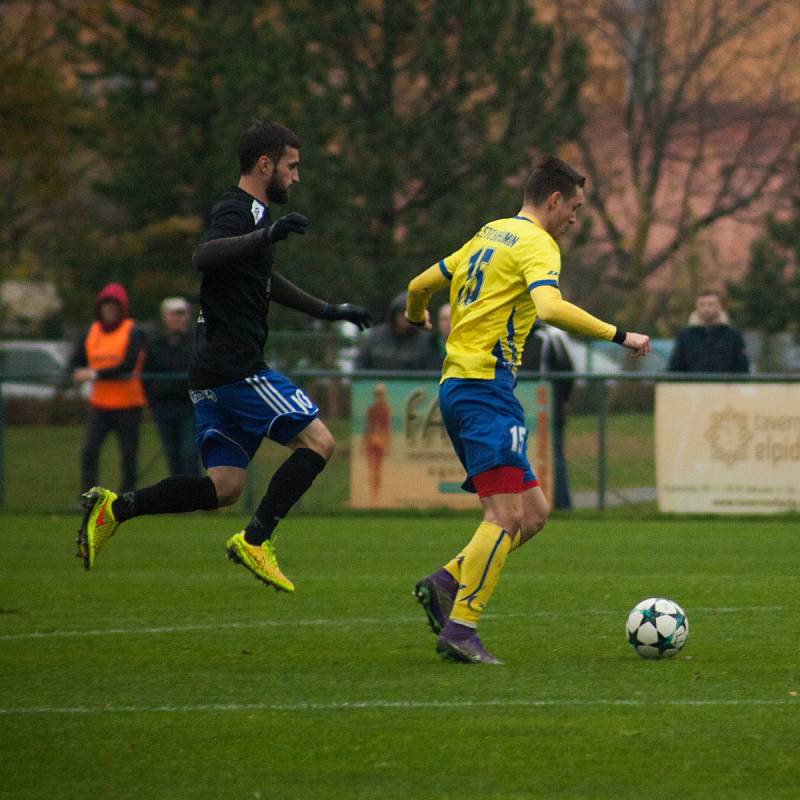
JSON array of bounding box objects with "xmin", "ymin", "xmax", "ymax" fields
[{"xmin": 1, "ymin": 512, "xmax": 798, "ymax": 799}]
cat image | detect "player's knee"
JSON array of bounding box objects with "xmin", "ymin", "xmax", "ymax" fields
[
  {"xmin": 210, "ymin": 476, "xmax": 243, "ymax": 507},
  {"xmin": 309, "ymin": 428, "xmax": 336, "ymax": 461},
  {"xmin": 520, "ymin": 498, "xmax": 550, "ymax": 540},
  {"xmin": 319, "ymin": 431, "xmax": 336, "ymax": 461},
  {"xmin": 494, "ymin": 509, "xmax": 525, "ymax": 536}
]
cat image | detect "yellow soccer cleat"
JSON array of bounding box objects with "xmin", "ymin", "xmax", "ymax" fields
[
  {"xmin": 225, "ymin": 532, "xmax": 295, "ymax": 593},
  {"xmin": 76, "ymin": 487, "xmax": 120, "ymax": 570}
]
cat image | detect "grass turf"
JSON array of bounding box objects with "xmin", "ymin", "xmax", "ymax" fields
[{"xmin": 1, "ymin": 513, "xmax": 798, "ymax": 799}]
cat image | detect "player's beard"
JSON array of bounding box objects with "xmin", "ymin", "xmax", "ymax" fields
[{"xmin": 266, "ymin": 173, "xmax": 289, "ymax": 205}]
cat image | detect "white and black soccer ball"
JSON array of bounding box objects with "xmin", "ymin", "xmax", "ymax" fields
[{"xmin": 626, "ymin": 597, "xmax": 689, "ymax": 659}]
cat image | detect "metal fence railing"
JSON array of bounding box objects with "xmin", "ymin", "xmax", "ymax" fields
[{"xmin": 1, "ymin": 370, "xmax": 798, "ymax": 514}]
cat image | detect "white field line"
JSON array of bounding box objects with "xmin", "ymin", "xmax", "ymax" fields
[
  {"xmin": 0, "ymin": 606, "xmax": 786, "ymax": 642},
  {"xmin": 0, "ymin": 697, "xmax": 796, "ymax": 717}
]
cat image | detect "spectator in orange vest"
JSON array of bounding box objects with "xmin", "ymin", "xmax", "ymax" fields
[{"xmin": 70, "ymin": 283, "xmax": 146, "ymax": 495}]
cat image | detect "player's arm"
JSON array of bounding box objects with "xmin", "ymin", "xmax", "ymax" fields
[
  {"xmin": 406, "ymin": 262, "xmax": 451, "ymax": 327},
  {"xmin": 531, "ymin": 285, "xmax": 650, "ymax": 356},
  {"xmin": 192, "ymin": 209, "xmax": 309, "ymax": 274},
  {"xmin": 270, "ymin": 272, "xmax": 372, "ymax": 330}
]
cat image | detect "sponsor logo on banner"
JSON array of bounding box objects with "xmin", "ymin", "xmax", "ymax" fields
[{"xmin": 656, "ymin": 384, "xmax": 800, "ymax": 513}]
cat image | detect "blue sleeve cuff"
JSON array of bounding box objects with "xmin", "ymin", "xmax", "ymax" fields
[
  {"xmin": 438, "ymin": 259, "xmax": 452, "ymax": 280},
  {"xmin": 528, "ymin": 279, "xmax": 559, "ymax": 291}
]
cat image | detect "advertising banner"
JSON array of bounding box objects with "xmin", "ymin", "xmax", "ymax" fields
[
  {"xmin": 656, "ymin": 383, "xmax": 800, "ymax": 513},
  {"xmin": 350, "ymin": 378, "xmax": 552, "ymax": 509}
]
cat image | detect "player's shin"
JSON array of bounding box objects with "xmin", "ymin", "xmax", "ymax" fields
[
  {"xmin": 449, "ymin": 521, "xmax": 511, "ymax": 628},
  {"xmin": 244, "ymin": 448, "xmax": 326, "ymax": 545},
  {"xmin": 112, "ymin": 475, "xmax": 219, "ymax": 521}
]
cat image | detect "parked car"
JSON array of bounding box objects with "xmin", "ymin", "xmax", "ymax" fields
[{"xmin": 0, "ymin": 340, "xmax": 86, "ymax": 400}]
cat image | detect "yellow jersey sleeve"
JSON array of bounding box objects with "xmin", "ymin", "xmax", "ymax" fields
[
  {"xmin": 531, "ymin": 285, "xmax": 617, "ymax": 341},
  {"xmin": 406, "ymin": 263, "xmax": 450, "ymax": 323},
  {"xmin": 517, "ymin": 234, "xmax": 561, "ymax": 291},
  {"xmin": 439, "ymin": 240, "xmax": 472, "ymax": 281}
]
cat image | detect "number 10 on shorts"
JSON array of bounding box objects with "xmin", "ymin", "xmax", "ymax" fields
[{"xmin": 509, "ymin": 425, "xmax": 527, "ymax": 455}]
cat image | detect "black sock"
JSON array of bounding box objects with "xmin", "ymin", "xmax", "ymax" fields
[
  {"xmin": 112, "ymin": 476, "xmax": 218, "ymax": 522},
  {"xmin": 244, "ymin": 448, "xmax": 327, "ymax": 545}
]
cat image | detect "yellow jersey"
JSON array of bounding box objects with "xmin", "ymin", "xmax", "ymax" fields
[{"xmin": 438, "ymin": 214, "xmax": 561, "ymax": 381}]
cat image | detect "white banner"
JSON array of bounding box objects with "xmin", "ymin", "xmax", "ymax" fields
[{"xmin": 656, "ymin": 383, "xmax": 800, "ymax": 513}]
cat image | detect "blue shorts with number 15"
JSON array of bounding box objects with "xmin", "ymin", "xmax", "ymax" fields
[{"xmin": 438, "ymin": 369, "xmax": 536, "ymax": 493}]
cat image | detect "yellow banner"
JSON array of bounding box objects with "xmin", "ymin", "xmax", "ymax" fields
[
  {"xmin": 656, "ymin": 383, "xmax": 800, "ymax": 513},
  {"xmin": 349, "ymin": 378, "xmax": 552, "ymax": 509}
]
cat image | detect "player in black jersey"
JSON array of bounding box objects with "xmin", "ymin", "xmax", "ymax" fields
[{"xmin": 76, "ymin": 120, "xmax": 372, "ymax": 591}]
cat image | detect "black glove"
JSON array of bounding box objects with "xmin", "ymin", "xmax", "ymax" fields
[
  {"xmin": 265, "ymin": 212, "xmax": 309, "ymax": 243},
  {"xmin": 322, "ymin": 303, "xmax": 373, "ymax": 331}
]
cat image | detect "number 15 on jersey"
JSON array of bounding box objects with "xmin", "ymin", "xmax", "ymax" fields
[{"xmin": 457, "ymin": 247, "xmax": 494, "ymax": 306}]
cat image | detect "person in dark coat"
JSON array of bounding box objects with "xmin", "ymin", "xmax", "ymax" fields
[
  {"xmin": 668, "ymin": 291, "xmax": 750, "ymax": 373},
  {"xmin": 143, "ymin": 297, "xmax": 200, "ymax": 476},
  {"xmin": 356, "ymin": 291, "xmax": 433, "ymax": 371},
  {"xmin": 521, "ymin": 320, "xmax": 575, "ymax": 510}
]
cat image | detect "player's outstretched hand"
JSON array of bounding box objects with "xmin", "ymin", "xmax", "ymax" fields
[
  {"xmin": 325, "ymin": 303, "xmax": 373, "ymax": 330},
  {"xmin": 266, "ymin": 212, "xmax": 309, "ymax": 242},
  {"xmin": 623, "ymin": 332, "xmax": 650, "ymax": 357}
]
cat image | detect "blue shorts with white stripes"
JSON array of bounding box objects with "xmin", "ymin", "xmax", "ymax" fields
[{"xmin": 191, "ymin": 368, "xmax": 320, "ymax": 469}]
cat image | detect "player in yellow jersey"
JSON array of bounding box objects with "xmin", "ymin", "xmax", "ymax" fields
[{"xmin": 407, "ymin": 157, "xmax": 650, "ymax": 664}]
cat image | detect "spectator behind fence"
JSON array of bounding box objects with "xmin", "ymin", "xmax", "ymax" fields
[
  {"xmin": 421, "ymin": 303, "xmax": 451, "ymax": 370},
  {"xmin": 668, "ymin": 291, "xmax": 750, "ymax": 373},
  {"xmin": 356, "ymin": 291, "xmax": 434, "ymax": 371},
  {"xmin": 521, "ymin": 320, "xmax": 575, "ymax": 510},
  {"xmin": 70, "ymin": 283, "xmax": 146, "ymax": 495},
  {"xmin": 143, "ymin": 297, "xmax": 201, "ymax": 477}
]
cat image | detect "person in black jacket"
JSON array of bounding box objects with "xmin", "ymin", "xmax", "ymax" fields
[
  {"xmin": 521, "ymin": 320, "xmax": 575, "ymax": 510},
  {"xmin": 356, "ymin": 291, "xmax": 433, "ymax": 371},
  {"xmin": 143, "ymin": 297, "xmax": 200, "ymax": 477},
  {"xmin": 668, "ymin": 291, "xmax": 750, "ymax": 373}
]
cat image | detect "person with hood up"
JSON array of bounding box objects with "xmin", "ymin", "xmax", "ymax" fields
[
  {"xmin": 356, "ymin": 291, "xmax": 434, "ymax": 371},
  {"xmin": 70, "ymin": 283, "xmax": 146, "ymax": 496}
]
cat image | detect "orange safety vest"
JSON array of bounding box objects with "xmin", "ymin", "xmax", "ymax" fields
[{"xmin": 85, "ymin": 319, "xmax": 146, "ymax": 409}]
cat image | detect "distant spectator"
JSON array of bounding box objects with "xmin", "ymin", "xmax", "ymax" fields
[
  {"xmin": 521, "ymin": 320, "xmax": 575, "ymax": 510},
  {"xmin": 668, "ymin": 291, "xmax": 750, "ymax": 373},
  {"xmin": 356, "ymin": 291, "xmax": 432, "ymax": 371},
  {"xmin": 143, "ymin": 297, "xmax": 201, "ymax": 477},
  {"xmin": 70, "ymin": 283, "xmax": 146, "ymax": 495},
  {"xmin": 422, "ymin": 303, "xmax": 451, "ymax": 370}
]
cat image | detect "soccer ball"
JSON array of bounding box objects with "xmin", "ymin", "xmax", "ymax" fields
[{"xmin": 626, "ymin": 597, "xmax": 689, "ymax": 659}]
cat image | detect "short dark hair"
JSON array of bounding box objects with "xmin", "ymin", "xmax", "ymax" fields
[
  {"xmin": 524, "ymin": 157, "xmax": 586, "ymax": 205},
  {"xmin": 238, "ymin": 120, "xmax": 300, "ymax": 174}
]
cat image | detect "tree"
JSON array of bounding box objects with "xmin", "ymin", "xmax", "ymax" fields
[
  {"xmin": 278, "ymin": 0, "xmax": 587, "ymax": 314},
  {"xmin": 56, "ymin": 0, "xmax": 587, "ymax": 320},
  {"xmin": 53, "ymin": 0, "xmax": 296, "ymax": 318},
  {"xmin": 554, "ymin": 0, "xmax": 800, "ymax": 328},
  {"xmin": 727, "ymin": 155, "xmax": 800, "ymax": 368},
  {"xmin": 0, "ymin": 2, "xmax": 87, "ymax": 274}
]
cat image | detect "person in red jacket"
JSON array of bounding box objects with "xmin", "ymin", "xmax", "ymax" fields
[{"xmin": 70, "ymin": 283, "xmax": 146, "ymax": 495}]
